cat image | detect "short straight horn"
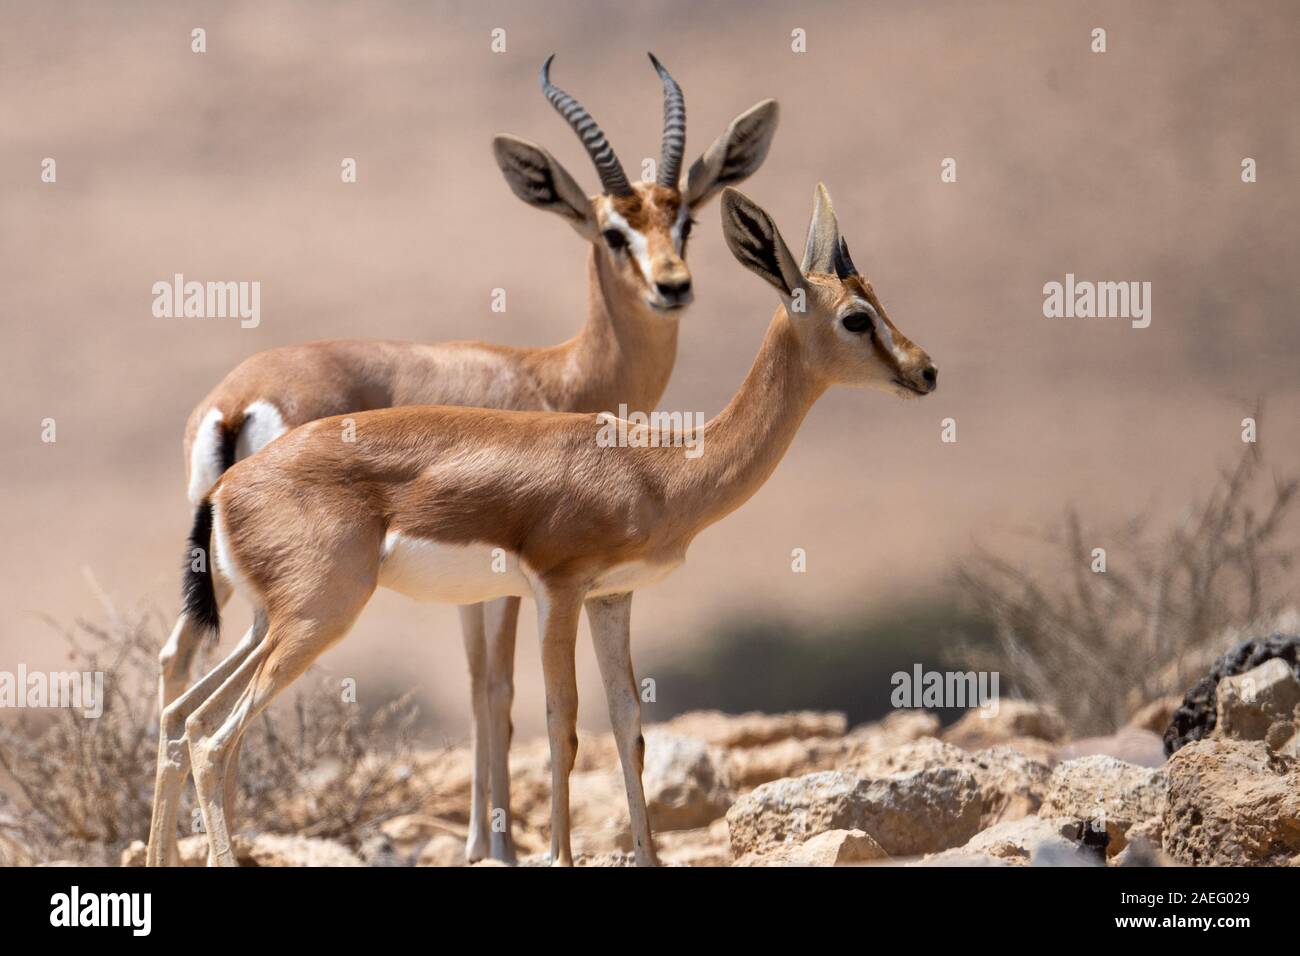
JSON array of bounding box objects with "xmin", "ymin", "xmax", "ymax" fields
[
  {"xmin": 539, "ymin": 54, "xmax": 633, "ymax": 197},
  {"xmin": 648, "ymin": 52, "xmax": 685, "ymax": 189}
]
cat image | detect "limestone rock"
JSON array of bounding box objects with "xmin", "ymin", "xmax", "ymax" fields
[
  {"xmin": 943, "ymin": 701, "xmax": 1067, "ymax": 751},
  {"xmin": 661, "ymin": 710, "xmax": 847, "ymax": 748},
  {"xmin": 722, "ymin": 735, "xmax": 845, "ymax": 789},
  {"xmin": 849, "ymin": 738, "xmax": 1050, "ymax": 827},
  {"xmin": 921, "ymin": 815, "xmax": 1081, "ymax": 866},
  {"xmin": 642, "ymin": 729, "xmax": 734, "ymax": 831},
  {"xmin": 1162, "ymin": 738, "xmax": 1300, "ymax": 866},
  {"xmin": 735, "ymin": 828, "xmax": 888, "ymax": 866},
  {"xmin": 726, "ymin": 768, "xmax": 981, "ymax": 859},
  {"xmin": 1039, "ymin": 756, "xmax": 1165, "ymax": 856},
  {"xmin": 1214, "ymin": 658, "xmax": 1300, "ymax": 742}
]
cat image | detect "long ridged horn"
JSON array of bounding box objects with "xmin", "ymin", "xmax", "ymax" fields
[
  {"xmin": 539, "ymin": 54, "xmax": 633, "ymax": 197},
  {"xmin": 648, "ymin": 52, "xmax": 685, "ymax": 189}
]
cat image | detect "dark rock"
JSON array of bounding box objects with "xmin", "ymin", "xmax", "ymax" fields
[{"xmin": 1164, "ymin": 634, "xmax": 1300, "ymax": 755}]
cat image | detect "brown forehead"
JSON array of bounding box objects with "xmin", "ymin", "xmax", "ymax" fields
[
  {"xmin": 842, "ymin": 275, "xmax": 885, "ymax": 312},
  {"xmin": 608, "ymin": 185, "xmax": 682, "ymax": 232}
]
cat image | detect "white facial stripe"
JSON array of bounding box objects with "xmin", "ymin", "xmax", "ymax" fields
[
  {"xmin": 852, "ymin": 297, "xmax": 910, "ymax": 364},
  {"xmin": 604, "ymin": 208, "xmax": 656, "ymax": 284}
]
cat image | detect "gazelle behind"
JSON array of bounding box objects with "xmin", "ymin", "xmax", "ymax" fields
[
  {"xmin": 163, "ymin": 184, "xmax": 935, "ymax": 866},
  {"xmin": 147, "ymin": 54, "xmax": 779, "ymax": 867}
]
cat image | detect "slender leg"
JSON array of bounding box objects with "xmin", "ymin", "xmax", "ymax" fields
[
  {"xmin": 158, "ymin": 575, "xmax": 232, "ymax": 711},
  {"xmin": 147, "ymin": 617, "xmax": 263, "ymax": 867},
  {"xmin": 585, "ymin": 592, "xmax": 658, "ymax": 866},
  {"xmin": 458, "ymin": 603, "xmax": 491, "ymax": 862},
  {"xmin": 188, "ymin": 602, "xmax": 369, "ymax": 866},
  {"xmin": 187, "ymin": 634, "xmax": 275, "ymax": 866},
  {"xmin": 483, "ymin": 596, "xmax": 521, "ymax": 863},
  {"xmin": 535, "ymin": 585, "xmax": 584, "ymax": 866}
]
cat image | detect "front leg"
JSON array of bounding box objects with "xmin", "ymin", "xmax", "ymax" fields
[
  {"xmin": 457, "ymin": 604, "xmax": 491, "ymax": 863},
  {"xmin": 535, "ymin": 583, "xmax": 584, "ymax": 866},
  {"xmin": 585, "ymin": 592, "xmax": 659, "ymax": 866},
  {"xmin": 484, "ymin": 596, "xmax": 521, "ymax": 864}
]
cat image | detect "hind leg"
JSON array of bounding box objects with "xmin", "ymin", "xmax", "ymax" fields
[
  {"xmin": 147, "ymin": 610, "xmax": 263, "ymax": 867},
  {"xmin": 188, "ymin": 607, "xmax": 370, "ymax": 866},
  {"xmin": 158, "ymin": 574, "xmax": 233, "ymax": 711}
]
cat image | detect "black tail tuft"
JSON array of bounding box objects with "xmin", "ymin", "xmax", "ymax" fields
[
  {"xmin": 182, "ymin": 500, "xmax": 221, "ymax": 634},
  {"xmin": 218, "ymin": 420, "xmax": 240, "ymax": 473}
]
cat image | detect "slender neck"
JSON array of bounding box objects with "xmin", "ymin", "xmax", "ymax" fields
[
  {"xmin": 665, "ymin": 307, "xmax": 827, "ymax": 533},
  {"xmin": 532, "ymin": 248, "xmax": 679, "ymax": 414}
]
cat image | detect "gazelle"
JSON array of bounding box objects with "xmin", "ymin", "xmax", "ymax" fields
[
  {"xmin": 147, "ymin": 54, "xmax": 779, "ymax": 867},
  {"xmin": 162, "ymin": 184, "xmax": 936, "ymax": 866}
]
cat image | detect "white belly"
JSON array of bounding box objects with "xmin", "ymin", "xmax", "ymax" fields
[
  {"xmin": 378, "ymin": 532, "xmax": 531, "ymax": 604},
  {"xmin": 588, "ymin": 558, "xmax": 683, "ymax": 597}
]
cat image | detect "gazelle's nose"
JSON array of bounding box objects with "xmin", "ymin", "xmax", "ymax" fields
[
  {"xmin": 655, "ymin": 278, "xmax": 692, "ymax": 302},
  {"xmin": 921, "ymin": 365, "xmax": 938, "ymax": 390}
]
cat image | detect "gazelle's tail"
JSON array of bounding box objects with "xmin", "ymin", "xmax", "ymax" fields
[{"xmin": 182, "ymin": 499, "xmax": 221, "ymax": 635}]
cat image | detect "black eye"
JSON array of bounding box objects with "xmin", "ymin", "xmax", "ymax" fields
[
  {"xmin": 842, "ymin": 313, "xmax": 874, "ymax": 335},
  {"xmin": 681, "ymin": 217, "xmax": 695, "ymax": 240},
  {"xmin": 602, "ymin": 229, "xmax": 628, "ymax": 252}
]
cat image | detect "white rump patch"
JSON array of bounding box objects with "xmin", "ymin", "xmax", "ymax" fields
[
  {"xmin": 378, "ymin": 532, "xmax": 532, "ymax": 605},
  {"xmin": 187, "ymin": 408, "xmax": 225, "ymax": 505},
  {"xmin": 186, "ymin": 400, "xmax": 288, "ymax": 505},
  {"xmin": 235, "ymin": 399, "xmax": 288, "ymax": 460}
]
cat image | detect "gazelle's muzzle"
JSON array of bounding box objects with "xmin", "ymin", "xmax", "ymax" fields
[
  {"xmin": 893, "ymin": 355, "xmax": 938, "ymax": 395},
  {"xmin": 647, "ymin": 259, "xmax": 693, "ymax": 311}
]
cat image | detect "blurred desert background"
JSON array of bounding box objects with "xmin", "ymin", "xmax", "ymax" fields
[{"xmin": 2, "ymin": 0, "xmax": 1298, "ymax": 747}]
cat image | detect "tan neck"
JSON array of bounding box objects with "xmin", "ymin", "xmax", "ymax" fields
[
  {"xmin": 665, "ymin": 308, "xmax": 827, "ymax": 533},
  {"xmin": 528, "ymin": 248, "xmax": 680, "ymax": 414}
]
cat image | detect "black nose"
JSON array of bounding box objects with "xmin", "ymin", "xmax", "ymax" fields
[
  {"xmin": 656, "ymin": 279, "xmax": 692, "ymax": 300},
  {"xmin": 921, "ymin": 365, "xmax": 938, "ymax": 389}
]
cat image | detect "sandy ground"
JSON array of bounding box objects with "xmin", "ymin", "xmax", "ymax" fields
[{"xmin": 2, "ymin": 0, "xmax": 1298, "ymax": 739}]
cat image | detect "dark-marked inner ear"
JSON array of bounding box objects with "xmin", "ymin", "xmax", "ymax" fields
[
  {"xmin": 492, "ymin": 134, "xmax": 594, "ymax": 236},
  {"xmin": 684, "ymin": 99, "xmax": 779, "ymax": 209},
  {"xmin": 720, "ymin": 188, "xmax": 803, "ymax": 298}
]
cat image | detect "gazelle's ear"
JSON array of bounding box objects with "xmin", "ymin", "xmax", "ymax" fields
[
  {"xmin": 720, "ymin": 187, "xmax": 804, "ymax": 298},
  {"xmin": 683, "ymin": 100, "xmax": 779, "ymax": 210},
  {"xmin": 802, "ymin": 183, "xmax": 839, "ymax": 273},
  {"xmin": 801, "ymin": 182, "xmax": 858, "ymax": 278},
  {"xmin": 493, "ymin": 135, "xmax": 596, "ymax": 238}
]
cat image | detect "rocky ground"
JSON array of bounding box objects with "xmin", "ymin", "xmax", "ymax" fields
[{"xmin": 119, "ymin": 648, "xmax": 1300, "ymax": 867}]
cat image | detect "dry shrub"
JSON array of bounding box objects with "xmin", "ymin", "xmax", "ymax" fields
[
  {"xmin": 0, "ymin": 594, "xmax": 424, "ymax": 864},
  {"xmin": 953, "ymin": 441, "xmax": 1298, "ymax": 736}
]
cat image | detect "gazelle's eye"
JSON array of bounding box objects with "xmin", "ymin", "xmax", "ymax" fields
[
  {"xmin": 842, "ymin": 313, "xmax": 874, "ymax": 335},
  {"xmin": 602, "ymin": 229, "xmax": 628, "ymax": 252},
  {"xmin": 681, "ymin": 217, "xmax": 695, "ymax": 240}
]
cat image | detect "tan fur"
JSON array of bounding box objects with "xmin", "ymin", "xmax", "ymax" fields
[
  {"xmin": 172, "ymin": 185, "xmax": 935, "ymax": 867},
  {"xmin": 151, "ymin": 92, "xmax": 783, "ymax": 867}
]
